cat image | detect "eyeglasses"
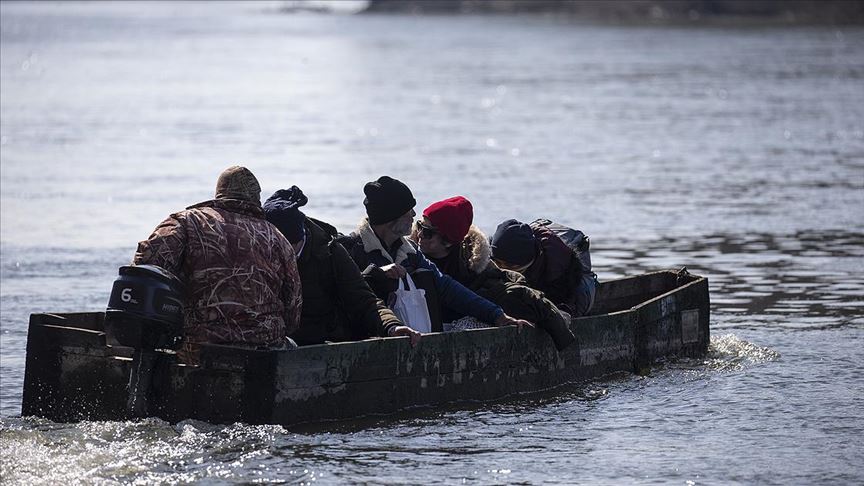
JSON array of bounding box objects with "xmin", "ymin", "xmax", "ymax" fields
[
  {"xmin": 415, "ymin": 220, "xmax": 442, "ymax": 240},
  {"xmin": 493, "ymin": 257, "xmax": 534, "ymax": 274}
]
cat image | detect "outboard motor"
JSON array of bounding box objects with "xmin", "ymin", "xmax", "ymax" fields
[{"xmin": 104, "ymin": 264, "xmax": 185, "ymax": 418}]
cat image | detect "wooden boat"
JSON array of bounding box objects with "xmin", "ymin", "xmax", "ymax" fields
[{"xmin": 21, "ymin": 268, "xmax": 709, "ymax": 426}]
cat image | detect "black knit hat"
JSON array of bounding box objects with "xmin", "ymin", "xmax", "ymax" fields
[
  {"xmin": 490, "ymin": 219, "xmax": 537, "ymax": 266},
  {"xmin": 363, "ymin": 176, "xmax": 416, "ymax": 225},
  {"xmin": 263, "ymin": 186, "xmax": 308, "ymax": 243}
]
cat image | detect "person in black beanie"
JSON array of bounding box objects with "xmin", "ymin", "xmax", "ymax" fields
[
  {"xmin": 490, "ymin": 219, "xmax": 538, "ymax": 271},
  {"xmin": 264, "ymin": 186, "xmax": 421, "ymax": 347},
  {"xmin": 491, "ymin": 218, "xmax": 594, "ymax": 317},
  {"xmin": 363, "ymin": 176, "xmax": 417, "ymax": 227},
  {"xmin": 336, "ymin": 176, "xmax": 534, "ymax": 333}
]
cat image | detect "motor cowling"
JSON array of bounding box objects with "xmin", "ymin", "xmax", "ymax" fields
[{"xmin": 105, "ymin": 264, "xmax": 185, "ymax": 350}]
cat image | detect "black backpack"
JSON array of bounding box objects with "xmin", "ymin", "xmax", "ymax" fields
[
  {"xmin": 530, "ymin": 218, "xmax": 592, "ymax": 273},
  {"xmin": 531, "ymin": 218, "xmax": 599, "ymax": 317}
]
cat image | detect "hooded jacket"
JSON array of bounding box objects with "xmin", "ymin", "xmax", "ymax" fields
[
  {"xmin": 336, "ymin": 219, "xmax": 504, "ymax": 329},
  {"xmin": 292, "ymin": 217, "xmax": 402, "ymax": 345},
  {"xmin": 133, "ymin": 197, "xmax": 302, "ymax": 362},
  {"xmin": 419, "ymin": 225, "xmax": 577, "ymax": 351}
]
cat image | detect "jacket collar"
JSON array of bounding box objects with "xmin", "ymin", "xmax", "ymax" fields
[
  {"xmin": 187, "ymin": 198, "xmax": 264, "ymax": 218},
  {"xmin": 457, "ymin": 226, "xmax": 527, "ymax": 284},
  {"xmin": 302, "ymin": 218, "xmax": 334, "ymax": 261},
  {"xmin": 357, "ymin": 218, "xmax": 415, "ymax": 264}
]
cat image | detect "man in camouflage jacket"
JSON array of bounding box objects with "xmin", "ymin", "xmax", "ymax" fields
[{"xmin": 133, "ymin": 166, "xmax": 302, "ymax": 362}]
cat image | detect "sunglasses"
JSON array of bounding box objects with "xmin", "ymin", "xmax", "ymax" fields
[{"xmin": 415, "ymin": 220, "xmax": 444, "ymax": 241}]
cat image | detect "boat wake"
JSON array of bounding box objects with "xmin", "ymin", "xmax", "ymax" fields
[
  {"xmin": 0, "ymin": 416, "xmax": 295, "ymax": 484},
  {"xmin": 629, "ymin": 334, "xmax": 780, "ymax": 382},
  {"xmin": 703, "ymin": 334, "xmax": 781, "ymax": 372}
]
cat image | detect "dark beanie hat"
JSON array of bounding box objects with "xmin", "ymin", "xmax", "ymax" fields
[
  {"xmin": 363, "ymin": 176, "xmax": 416, "ymax": 225},
  {"xmin": 490, "ymin": 219, "xmax": 537, "ymax": 266},
  {"xmin": 263, "ymin": 186, "xmax": 308, "ymax": 243},
  {"xmin": 215, "ymin": 166, "xmax": 261, "ymax": 204},
  {"xmin": 423, "ymin": 196, "xmax": 473, "ymax": 244}
]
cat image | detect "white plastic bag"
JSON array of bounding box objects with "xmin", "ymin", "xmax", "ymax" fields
[{"xmin": 389, "ymin": 273, "xmax": 432, "ymax": 333}]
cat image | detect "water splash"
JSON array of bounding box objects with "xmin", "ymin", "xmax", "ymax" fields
[
  {"xmin": 704, "ymin": 333, "xmax": 781, "ymax": 371},
  {"xmin": 0, "ymin": 417, "xmax": 298, "ymax": 484}
]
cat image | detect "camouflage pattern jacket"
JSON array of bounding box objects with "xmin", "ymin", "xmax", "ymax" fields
[{"xmin": 133, "ymin": 198, "xmax": 302, "ymax": 359}]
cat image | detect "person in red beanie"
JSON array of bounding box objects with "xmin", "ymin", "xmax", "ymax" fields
[
  {"xmin": 415, "ymin": 196, "xmax": 474, "ymax": 279},
  {"xmin": 412, "ymin": 196, "xmax": 577, "ymax": 351}
]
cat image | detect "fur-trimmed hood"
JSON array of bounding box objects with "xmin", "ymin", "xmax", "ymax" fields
[
  {"xmin": 460, "ymin": 225, "xmax": 492, "ymax": 274},
  {"xmin": 410, "ymin": 224, "xmax": 491, "ymax": 275}
]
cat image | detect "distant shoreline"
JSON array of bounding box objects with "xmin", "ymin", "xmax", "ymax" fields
[{"xmin": 362, "ymin": 0, "xmax": 864, "ymax": 26}]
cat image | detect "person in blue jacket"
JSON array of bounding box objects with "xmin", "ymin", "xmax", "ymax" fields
[{"xmin": 336, "ymin": 176, "xmax": 532, "ymax": 333}]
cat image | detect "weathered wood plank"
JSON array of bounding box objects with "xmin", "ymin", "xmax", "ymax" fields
[
  {"xmin": 572, "ymin": 310, "xmax": 636, "ymax": 379},
  {"xmin": 633, "ymin": 277, "xmax": 710, "ymax": 368},
  {"xmin": 591, "ymin": 271, "xmax": 674, "ymax": 314},
  {"xmin": 22, "ymin": 319, "xmax": 128, "ymax": 421}
]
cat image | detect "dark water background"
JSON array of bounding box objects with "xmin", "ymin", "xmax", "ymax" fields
[{"xmin": 1, "ymin": 2, "xmax": 862, "ymax": 484}]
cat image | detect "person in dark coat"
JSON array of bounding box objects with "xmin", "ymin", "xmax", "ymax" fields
[
  {"xmin": 263, "ymin": 186, "xmax": 420, "ymax": 347},
  {"xmin": 133, "ymin": 166, "xmax": 302, "ymax": 364},
  {"xmin": 335, "ymin": 176, "xmax": 533, "ymax": 332},
  {"xmin": 490, "ymin": 219, "xmax": 594, "ymax": 317},
  {"xmin": 412, "ymin": 196, "xmax": 576, "ymax": 351}
]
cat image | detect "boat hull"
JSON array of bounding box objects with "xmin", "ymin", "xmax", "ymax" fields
[{"xmin": 21, "ymin": 269, "xmax": 710, "ymax": 426}]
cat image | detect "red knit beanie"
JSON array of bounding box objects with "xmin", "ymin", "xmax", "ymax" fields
[{"xmin": 422, "ymin": 196, "xmax": 473, "ymax": 244}]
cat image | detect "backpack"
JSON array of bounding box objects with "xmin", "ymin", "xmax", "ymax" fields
[
  {"xmin": 530, "ymin": 218, "xmax": 598, "ymax": 316},
  {"xmin": 530, "ymin": 218, "xmax": 592, "ymax": 272}
]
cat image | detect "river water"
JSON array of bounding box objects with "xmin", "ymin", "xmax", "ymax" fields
[{"xmin": 1, "ymin": 2, "xmax": 862, "ymax": 484}]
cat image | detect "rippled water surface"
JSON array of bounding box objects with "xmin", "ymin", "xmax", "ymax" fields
[{"xmin": 2, "ymin": 2, "xmax": 863, "ymax": 484}]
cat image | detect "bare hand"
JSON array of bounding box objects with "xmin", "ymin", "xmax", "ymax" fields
[
  {"xmin": 381, "ymin": 263, "xmax": 407, "ymax": 279},
  {"xmin": 389, "ymin": 325, "xmax": 421, "ymax": 347},
  {"xmin": 495, "ymin": 313, "xmax": 535, "ymax": 331}
]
